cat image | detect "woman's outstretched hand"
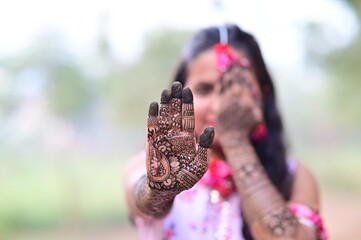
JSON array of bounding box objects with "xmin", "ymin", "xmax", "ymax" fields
[
  {"xmin": 146, "ymin": 81, "xmax": 214, "ymax": 193},
  {"xmin": 217, "ymin": 63, "xmax": 263, "ymax": 147}
]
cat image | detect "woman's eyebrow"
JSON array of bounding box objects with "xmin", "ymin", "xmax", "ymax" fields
[{"xmin": 194, "ymin": 80, "xmax": 215, "ymax": 85}]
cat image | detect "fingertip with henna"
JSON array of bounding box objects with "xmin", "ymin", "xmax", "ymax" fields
[
  {"xmin": 148, "ymin": 102, "xmax": 159, "ymax": 116},
  {"xmin": 182, "ymin": 87, "xmax": 193, "ymax": 103},
  {"xmin": 161, "ymin": 89, "xmax": 172, "ymax": 104},
  {"xmin": 171, "ymin": 81, "xmax": 183, "ymax": 99},
  {"xmin": 199, "ymin": 127, "xmax": 215, "ymax": 148}
]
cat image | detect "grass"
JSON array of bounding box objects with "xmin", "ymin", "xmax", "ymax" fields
[
  {"xmin": 0, "ymin": 150, "xmax": 131, "ymax": 239},
  {"xmin": 0, "ymin": 144, "xmax": 360, "ymax": 239}
]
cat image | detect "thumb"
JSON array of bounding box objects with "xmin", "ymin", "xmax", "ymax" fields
[{"xmin": 199, "ymin": 126, "xmax": 215, "ymax": 148}]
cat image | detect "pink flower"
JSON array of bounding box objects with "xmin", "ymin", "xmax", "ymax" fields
[
  {"xmin": 164, "ymin": 228, "xmax": 175, "ymax": 239},
  {"xmin": 214, "ymin": 43, "xmax": 239, "ymax": 73},
  {"xmin": 200, "ymin": 159, "xmax": 236, "ymax": 198},
  {"xmin": 289, "ymin": 204, "xmax": 328, "ymax": 240}
]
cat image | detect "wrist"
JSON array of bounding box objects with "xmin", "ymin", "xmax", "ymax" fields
[
  {"xmin": 148, "ymin": 187, "xmax": 178, "ymax": 201},
  {"xmin": 221, "ymin": 138, "xmax": 259, "ymax": 164},
  {"xmin": 219, "ymin": 131, "xmax": 252, "ymax": 151},
  {"xmin": 134, "ymin": 176, "xmax": 177, "ymax": 218}
]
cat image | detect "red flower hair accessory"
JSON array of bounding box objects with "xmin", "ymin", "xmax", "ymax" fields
[{"xmin": 213, "ymin": 43, "xmax": 239, "ymax": 73}]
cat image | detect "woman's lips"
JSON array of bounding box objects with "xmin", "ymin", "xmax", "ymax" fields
[{"xmin": 207, "ymin": 121, "xmax": 217, "ymax": 127}]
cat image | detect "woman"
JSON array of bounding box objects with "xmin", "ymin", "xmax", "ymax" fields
[{"xmin": 124, "ymin": 24, "xmax": 327, "ymax": 240}]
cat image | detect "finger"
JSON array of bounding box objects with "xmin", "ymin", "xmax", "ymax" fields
[
  {"xmin": 238, "ymin": 69, "xmax": 262, "ymax": 108},
  {"xmin": 197, "ymin": 127, "xmax": 215, "ymax": 167},
  {"xmin": 199, "ymin": 126, "xmax": 215, "ymax": 149},
  {"xmin": 191, "ymin": 127, "xmax": 215, "ymax": 179},
  {"xmin": 221, "ymin": 64, "xmax": 251, "ymax": 93},
  {"xmin": 170, "ymin": 81, "xmax": 182, "ymax": 131},
  {"xmin": 147, "ymin": 102, "xmax": 159, "ymax": 140},
  {"xmin": 236, "ymin": 65, "xmax": 259, "ymax": 101},
  {"xmin": 159, "ymin": 89, "xmax": 171, "ymax": 133},
  {"xmin": 181, "ymin": 87, "xmax": 195, "ymax": 132},
  {"xmin": 220, "ymin": 64, "xmax": 244, "ymax": 94},
  {"xmin": 222, "ymin": 66, "xmax": 235, "ymax": 90},
  {"xmin": 148, "ymin": 101, "xmax": 159, "ymax": 117},
  {"xmin": 220, "ymin": 68, "xmax": 233, "ymax": 94},
  {"xmin": 176, "ymin": 127, "xmax": 214, "ymax": 191},
  {"xmin": 240, "ymin": 84, "xmax": 259, "ymax": 111}
]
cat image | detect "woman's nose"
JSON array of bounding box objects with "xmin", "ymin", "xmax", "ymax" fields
[{"xmin": 209, "ymin": 92, "xmax": 220, "ymax": 114}]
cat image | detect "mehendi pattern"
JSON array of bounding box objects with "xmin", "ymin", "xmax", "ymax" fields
[
  {"xmin": 146, "ymin": 82, "xmax": 214, "ymax": 193},
  {"xmin": 263, "ymin": 206, "xmax": 298, "ymax": 237}
]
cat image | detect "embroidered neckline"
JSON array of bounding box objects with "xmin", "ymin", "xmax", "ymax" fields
[{"xmin": 199, "ymin": 159, "xmax": 236, "ymax": 198}]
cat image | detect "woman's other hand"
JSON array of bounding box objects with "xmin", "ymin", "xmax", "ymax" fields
[{"xmin": 216, "ymin": 63, "xmax": 263, "ymax": 147}]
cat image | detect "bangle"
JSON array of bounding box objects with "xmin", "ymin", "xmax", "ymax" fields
[{"xmin": 288, "ymin": 203, "xmax": 328, "ymax": 240}]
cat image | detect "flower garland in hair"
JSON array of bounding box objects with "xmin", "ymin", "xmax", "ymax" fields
[{"xmin": 214, "ymin": 43, "xmax": 239, "ymax": 73}]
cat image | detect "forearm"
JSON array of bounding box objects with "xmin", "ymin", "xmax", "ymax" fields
[
  {"xmin": 133, "ymin": 175, "xmax": 176, "ymax": 219},
  {"xmin": 224, "ymin": 139, "xmax": 299, "ymax": 239}
]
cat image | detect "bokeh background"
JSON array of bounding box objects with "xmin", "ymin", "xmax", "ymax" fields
[{"xmin": 1, "ymin": 0, "xmax": 360, "ymax": 239}]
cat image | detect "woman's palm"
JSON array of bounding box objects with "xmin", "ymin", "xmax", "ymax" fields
[{"xmin": 146, "ymin": 82, "xmax": 214, "ymax": 193}]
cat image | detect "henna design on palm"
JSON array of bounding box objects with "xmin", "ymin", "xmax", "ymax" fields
[
  {"xmin": 146, "ymin": 82, "xmax": 214, "ymax": 192},
  {"xmin": 217, "ymin": 63, "xmax": 263, "ymax": 141}
]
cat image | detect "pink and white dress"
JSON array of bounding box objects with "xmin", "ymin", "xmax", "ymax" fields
[{"xmin": 135, "ymin": 158, "xmax": 298, "ymax": 240}]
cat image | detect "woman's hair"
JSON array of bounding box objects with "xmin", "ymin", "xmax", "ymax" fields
[{"xmin": 173, "ymin": 23, "xmax": 292, "ymax": 240}]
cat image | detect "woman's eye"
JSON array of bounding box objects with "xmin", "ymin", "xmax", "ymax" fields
[{"xmin": 194, "ymin": 84, "xmax": 213, "ymax": 96}]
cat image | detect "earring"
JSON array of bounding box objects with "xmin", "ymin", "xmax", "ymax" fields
[{"xmin": 251, "ymin": 122, "xmax": 268, "ymax": 142}]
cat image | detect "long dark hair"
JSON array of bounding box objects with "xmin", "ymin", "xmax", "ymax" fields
[{"xmin": 173, "ymin": 24, "xmax": 292, "ymax": 240}]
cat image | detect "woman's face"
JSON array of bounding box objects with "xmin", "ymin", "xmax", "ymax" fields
[{"xmin": 185, "ymin": 48, "xmax": 261, "ymax": 148}]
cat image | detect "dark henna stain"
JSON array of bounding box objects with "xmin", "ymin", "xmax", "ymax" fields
[
  {"xmin": 171, "ymin": 81, "xmax": 183, "ymax": 99},
  {"xmin": 148, "ymin": 102, "xmax": 159, "ymax": 117},
  {"xmin": 182, "ymin": 87, "xmax": 193, "ymax": 103},
  {"xmin": 199, "ymin": 127, "xmax": 215, "ymax": 148},
  {"xmin": 161, "ymin": 89, "xmax": 172, "ymax": 104}
]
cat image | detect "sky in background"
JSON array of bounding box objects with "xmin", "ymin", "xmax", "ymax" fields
[{"xmin": 0, "ymin": 0, "xmax": 358, "ymax": 68}]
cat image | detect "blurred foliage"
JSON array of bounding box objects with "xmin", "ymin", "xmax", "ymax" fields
[
  {"xmin": 325, "ymin": 0, "xmax": 361, "ymax": 130},
  {"xmin": 0, "ymin": 27, "xmax": 193, "ymax": 237},
  {"xmin": 325, "ymin": 33, "xmax": 361, "ymax": 129},
  {"xmin": 0, "ymin": 32, "xmax": 94, "ymax": 121},
  {"xmin": 0, "ymin": 28, "xmax": 192, "ymax": 131},
  {"xmin": 342, "ymin": 0, "xmax": 361, "ymax": 18},
  {"xmin": 0, "ymin": 152, "xmax": 127, "ymax": 238},
  {"xmin": 104, "ymin": 29, "xmax": 192, "ymax": 124},
  {"xmin": 302, "ymin": 0, "xmax": 361, "ymax": 132}
]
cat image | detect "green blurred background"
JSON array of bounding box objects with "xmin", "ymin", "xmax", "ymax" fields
[{"xmin": 1, "ymin": 0, "xmax": 360, "ymax": 239}]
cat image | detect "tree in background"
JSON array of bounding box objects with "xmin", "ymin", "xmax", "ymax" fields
[
  {"xmin": 326, "ymin": 0, "xmax": 361, "ymax": 130},
  {"xmin": 103, "ymin": 29, "xmax": 192, "ymax": 124},
  {"xmin": 304, "ymin": 0, "xmax": 361, "ymax": 133}
]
